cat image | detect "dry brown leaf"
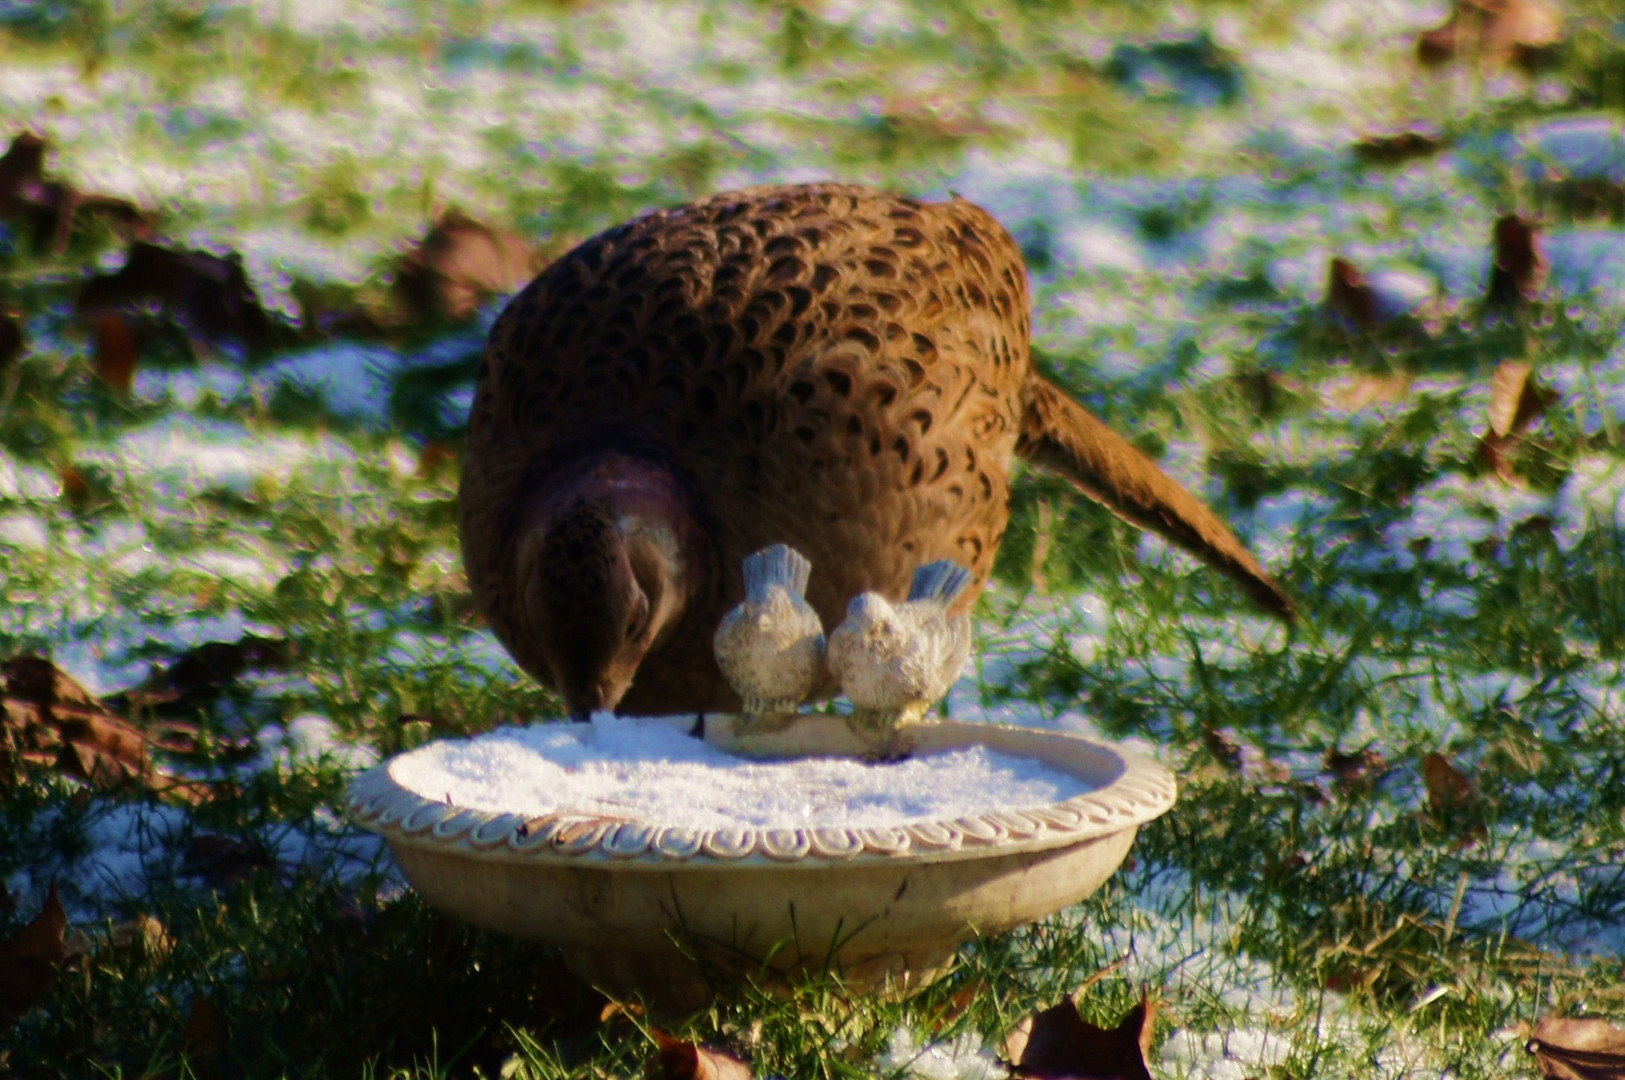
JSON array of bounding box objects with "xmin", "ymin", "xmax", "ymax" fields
[
  {"xmin": 600, "ymin": 998, "xmax": 644, "ymax": 1023},
  {"xmin": 1325, "ymin": 257, "xmax": 1378, "ymax": 332},
  {"xmin": 1002, "ymin": 991, "xmax": 1156, "ymax": 1080},
  {"xmin": 1201, "ymin": 728, "xmax": 1243, "ymax": 771},
  {"xmin": 1527, "ymin": 1015, "xmax": 1625, "ymax": 1080},
  {"xmin": 1488, "ymin": 362, "xmax": 1545, "ymax": 438},
  {"xmin": 1354, "ymin": 129, "xmax": 1448, "ymax": 166},
  {"xmin": 1418, "ymin": 0, "xmax": 1562, "ymax": 71},
  {"xmin": 93, "ymin": 311, "xmax": 139, "ymax": 393},
  {"xmin": 1325, "ymin": 747, "xmax": 1388, "ymax": 795},
  {"xmin": 1479, "ymin": 360, "xmax": 1558, "ymax": 481},
  {"xmin": 0, "ymin": 131, "xmax": 150, "ymax": 253},
  {"xmin": 1328, "ymin": 370, "xmax": 1414, "ymax": 412},
  {"xmin": 922, "ymin": 978, "xmax": 991, "ymax": 1035},
  {"xmin": 118, "ymin": 634, "xmax": 293, "ymax": 716},
  {"xmin": 77, "ymin": 241, "xmax": 283, "ymax": 351},
  {"xmin": 181, "ymin": 996, "xmax": 228, "ymax": 1077},
  {"xmin": 1422, "ymin": 752, "xmax": 1477, "ymax": 812},
  {"xmin": 395, "ymin": 210, "xmax": 537, "ymax": 323},
  {"xmin": 1487, "ymin": 215, "xmax": 1549, "ymax": 307},
  {"xmin": 0, "ymin": 883, "xmax": 67, "ymax": 1029},
  {"xmin": 1, "ymin": 654, "xmax": 214, "ymax": 802},
  {"xmin": 0, "ymin": 312, "xmax": 21, "ymax": 373},
  {"xmin": 649, "ymin": 1029, "xmax": 754, "ymax": 1080},
  {"xmin": 416, "ymin": 440, "xmax": 458, "ymax": 478},
  {"xmin": 185, "ymin": 834, "xmax": 276, "ymax": 890}
]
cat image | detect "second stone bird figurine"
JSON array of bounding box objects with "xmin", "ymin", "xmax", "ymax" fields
[
  {"xmin": 827, "ymin": 559, "xmax": 975, "ymax": 752},
  {"xmin": 713, "ymin": 544, "xmax": 826, "ymax": 730}
]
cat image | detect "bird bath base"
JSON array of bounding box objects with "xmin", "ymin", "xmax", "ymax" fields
[{"xmin": 345, "ymin": 715, "xmax": 1175, "ymax": 1014}]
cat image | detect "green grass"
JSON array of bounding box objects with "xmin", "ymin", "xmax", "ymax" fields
[{"xmin": 4, "ymin": 0, "xmax": 1625, "ymax": 1076}]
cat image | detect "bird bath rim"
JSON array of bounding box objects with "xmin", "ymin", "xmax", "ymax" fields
[{"xmin": 344, "ymin": 714, "xmax": 1177, "ymax": 869}]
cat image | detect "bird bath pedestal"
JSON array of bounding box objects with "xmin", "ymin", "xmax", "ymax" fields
[{"xmin": 344, "ymin": 712, "xmax": 1175, "ymax": 1014}]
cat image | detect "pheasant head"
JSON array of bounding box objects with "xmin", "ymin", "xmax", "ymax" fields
[{"xmin": 513, "ymin": 456, "xmax": 707, "ymax": 718}]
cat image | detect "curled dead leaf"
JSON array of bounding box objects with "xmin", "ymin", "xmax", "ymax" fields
[
  {"xmin": 1527, "ymin": 1015, "xmax": 1625, "ymax": 1080},
  {"xmin": 0, "ymin": 883, "xmax": 67, "ymax": 1029},
  {"xmin": 1002, "ymin": 990, "xmax": 1156, "ymax": 1080},
  {"xmin": 649, "ymin": 1028, "xmax": 754, "ymax": 1080}
]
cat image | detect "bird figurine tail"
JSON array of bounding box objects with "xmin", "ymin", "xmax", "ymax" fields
[
  {"xmin": 1018, "ymin": 376, "xmax": 1294, "ymax": 620},
  {"xmin": 908, "ymin": 560, "xmax": 974, "ymax": 607},
  {"xmin": 743, "ymin": 543, "xmax": 813, "ymax": 601}
]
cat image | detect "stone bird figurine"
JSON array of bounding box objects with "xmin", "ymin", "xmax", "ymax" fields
[
  {"xmin": 828, "ymin": 560, "xmax": 974, "ymax": 750},
  {"xmin": 713, "ymin": 544, "xmax": 826, "ymax": 730},
  {"xmin": 460, "ymin": 183, "xmax": 1292, "ymax": 718}
]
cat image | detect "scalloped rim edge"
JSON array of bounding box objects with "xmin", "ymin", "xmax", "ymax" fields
[{"xmin": 344, "ymin": 721, "xmax": 1177, "ymax": 867}]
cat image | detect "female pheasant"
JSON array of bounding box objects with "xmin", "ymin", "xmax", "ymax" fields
[{"xmin": 460, "ymin": 183, "xmax": 1291, "ymax": 718}]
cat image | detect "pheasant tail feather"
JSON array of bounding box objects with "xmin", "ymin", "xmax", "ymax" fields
[{"xmin": 1018, "ymin": 376, "xmax": 1295, "ymax": 620}]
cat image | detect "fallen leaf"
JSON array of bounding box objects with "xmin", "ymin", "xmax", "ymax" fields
[
  {"xmin": 600, "ymin": 998, "xmax": 644, "ymax": 1023},
  {"xmin": 185, "ymin": 833, "xmax": 276, "ymax": 890},
  {"xmin": 1354, "ymin": 129, "xmax": 1448, "ymax": 166},
  {"xmin": 0, "ymin": 312, "xmax": 21, "ymax": 373},
  {"xmin": 118, "ymin": 635, "xmax": 293, "ymax": 715},
  {"xmin": 1418, "ymin": 0, "xmax": 1562, "ymax": 71},
  {"xmin": 0, "ymin": 883, "xmax": 67, "ymax": 1029},
  {"xmin": 1, "ymin": 654, "xmax": 211, "ymax": 801},
  {"xmin": 1325, "ymin": 747, "xmax": 1388, "ymax": 795},
  {"xmin": 0, "ymin": 131, "xmax": 149, "ymax": 253},
  {"xmin": 394, "ymin": 210, "xmax": 536, "ymax": 323},
  {"xmin": 1486, "ymin": 215, "xmax": 1549, "ymax": 308},
  {"xmin": 416, "ymin": 440, "xmax": 457, "ymax": 478},
  {"xmin": 649, "ymin": 1029, "xmax": 754, "ymax": 1080},
  {"xmin": 1478, "ymin": 360, "xmax": 1558, "ymax": 481},
  {"xmin": 1202, "ymin": 728, "xmax": 1243, "ymax": 771},
  {"xmin": 921, "ymin": 978, "xmax": 991, "ymax": 1035},
  {"xmin": 1488, "ymin": 361, "xmax": 1556, "ymax": 439},
  {"xmin": 1422, "ymin": 752, "xmax": 1478, "ymax": 813},
  {"xmin": 77, "ymin": 241, "xmax": 284, "ymax": 352},
  {"xmin": 1002, "ymin": 991, "xmax": 1156, "ymax": 1080},
  {"xmin": 1327, "ymin": 370, "xmax": 1414, "ymax": 411},
  {"xmin": 1325, "ymin": 258, "xmax": 1378, "ymax": 332},
  {"xmin": 1527, "ymin": 1015, "xmax": 1625, "ymax": 1079},
  {"xmin": 181, "ymin": 996, "xmax": 228, "ymax": 1077},
  {"xmin": 93, "ymin": 311, "xmax": 139, "ymax": 393}
]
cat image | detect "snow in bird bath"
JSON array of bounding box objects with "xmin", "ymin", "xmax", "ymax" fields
[{"xmin": 388, "ymin": 714, "xmax": 1102, "ymax": 832}]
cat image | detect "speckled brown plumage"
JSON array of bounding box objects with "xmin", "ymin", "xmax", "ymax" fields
[{"xmin": 460, "ymin": 183, "xmax": 1291, "ymax": 717}]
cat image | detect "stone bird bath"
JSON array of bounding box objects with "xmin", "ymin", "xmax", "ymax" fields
[{"xmin": 346, "ymin": 550, "xmax": 1176, "ymax": 1013}]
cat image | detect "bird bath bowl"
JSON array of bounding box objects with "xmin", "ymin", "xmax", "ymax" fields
[{"xmin": 344, "ymin": 713, "xmax": 1176, "ymax": 1014}]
